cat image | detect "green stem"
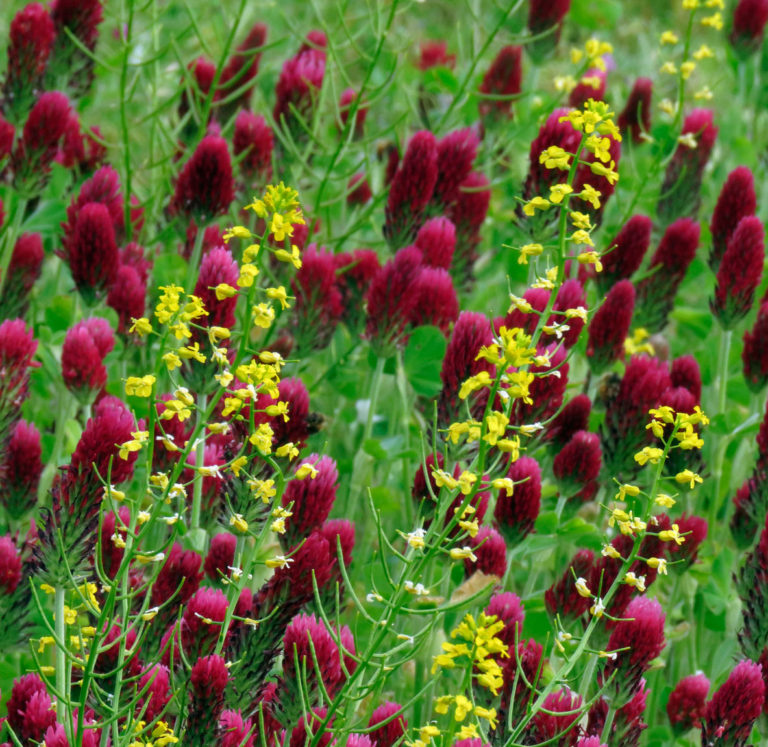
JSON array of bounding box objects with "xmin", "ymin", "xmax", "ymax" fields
[
  {"xmin": 709, "ymin": 328, "xmax": 732, "ymax": 527},
  {"xmin": 364, "ymin": 357, "xmax": 386, "ymax": 442},
  {"xmin": 184, "ymin": 219, "xmax": 207, "ymax": 293},
  {"xmin": 0, "ymin": 197, "xmax": 28, "ymax": 298},
  {"xmin": 190, "ymin": 392, "xmax": 209, "ymax": 540},
  {"xmin": 54, "ymin": 587, "xmax": 70, "ymax": 739},
  {"xmin": 600, "ymin": 705, "xmax": 616, "ymax": 743}
]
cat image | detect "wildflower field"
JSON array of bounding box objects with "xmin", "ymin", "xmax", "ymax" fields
[{"xmin": 3, "ymin": 0, "xmax": 768, "ymax": 744}]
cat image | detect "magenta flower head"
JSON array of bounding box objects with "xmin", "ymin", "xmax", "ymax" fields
[
  {"xmin": 447, "ymin": 170, "xmax": 491, "ymax": 289},
  {"xmin": 743, "ymin": 301, "xmax": 768, "ymax": 393},
  {"xmin": 709, "ymin": 166, "xmax": 757, "ymax": 271},
  {"xmin": 368, "ymin": 701, "xmax": 408, "ymax": 747},
  {"xmin": 431, "ymin": 128, "xmax": 480, "ymax": 211},
  {"xmin": 574, "ymin": 131, "xmax": 621, "ymax": 226},
  {"xmin": 49, "ymin": 0, "xmax": 103, "ymax": 95},
  {"xmin": 667, "ymin": 512, "xmax": 708, "ymax": 569},
  {"xmin": 737, "ymin": 513, "xmax": 768, "ymax": 659},
  {"xmin": 57, "ymin": 114, "xmax": 106, "ymax": 173},
  {"xmin": 3, "ymin": 3, "xmax": 56, "ymax": 123},
  {"xmin": 597, "ymin": 215, "xmax": 652, "ymax": 295},
  {"xmin": 61, "ymin": 318, "xmax": 114, "ymax": 401},
  {"xmin": 384, "ymin": 130, "xmax": 438, "ymax": 248},
  {"xmin": 702, "ymin": 660, "xmax": 765, "ymax": 745},
  {"xmin": 0, "ymin": 231, "xmax": 44, "ymax": 319},
  {"xmin": 220, "ymin": 710, "xmax": 255, "ymax": 747},
  {"xmin": 667, "ymin": 672, "xmax": 709, "ymax": 732},
  {"xmin": 65, "ymin": 202, "xmax": 120, "ymax": 303},
  {"xmin": 576, "ymin": 739, "xmax": 606, "ymax": 747},
  {"xmin": 152, "ymin": 542, "xmax": 203, "ymax": 615},
  {"xmin": 418, "ymin": 41, "xmax": 455, "ymax": 70},
  {"xmin": 292, "ymin": 244, "xmax": 344, "ymax": 352},
  {"xmin": 569, "ymin": 69, "xmax": 607, "ymax": 109},
  {"xmin": 205, "ymin": 532, "xmax": 237, "ymax": 582},
  {"xmin": 170, "ymin": 134, "xmax": 234, "ymax": 221},
  {"xmin": 485, "ymin": 592, "xmax": 525, "ymax": 650},
  {"xmin": 280, "ymin": 455, "xmax": 339, "ymax": 546},
  {"xmin": 0, "ymin": 319, "xmax": 38, "ymax": 443},
  {"xmin": 364, "ymin": 245, "xmax": 423, "ymax": 357},
  {"xmin": 603, "ymin": 597, "xmax": 666, "ymax": 702},
  {"xmin": 494, "ymin": 455, "xmax": 542, "ymax": 545},
  {"xmin": 288, "ymin": 707, "xmax": 334, "ymax": 747},
  {"xmin": 545, "ymin": 549, "xmax": 595, "ymax": 620},
  {"xmin": 618, "ymin": 78, "xmax": 653, "ymax": 143},
  {"xmin": 107, "ymin": 264, "xmax": 147, "ymax": 335},
  {"xmin": 635, "ymin": 218, "xmax": 700, "ymax": 333},
  {"xmin": 527, "ymin": 688, "xmax": 583, "ymax": 745},
  {"xmin": 273, "ymin": 48, "xmax": 326, "ymax": 142},
  {"xmin": 409, "ymin": 267, "xmax": 459, "ymax": 335},
  {"xmin": 527, "ymin": 0, "xmax": 571, "ymax": 59},
  {"xmin": 657, "ymin": 109, "xmax": 718, "ymax": 224},
  {"xmin": 479, "ymin": 45, "xmax": 523, "ymax": 123},
  {"xmin": 186, "ymin": 655, "xmax": 229, "ymax": 743},
  {"xmin": 7, "ymin": 674, "xmax": 56, "ymax": 743},
  {"xmin": 730, "ymin": 0, "xmax": 768, "ymax": 55},
  {"xmin": 547, "ymin": 394, "xmax": 591, "ymax": 448},
  {"xmin": 0, "ymin": 535, "xmax": 22, "ymax": 594},
  {"xmin": 347, "ymin": 172, "xmax": 372, "ymax": 205},
  {"xmin": 334, "ymin": 249, "xmax": 380, "ymax": 329},
  {"xmin": 179, "ymin": 587, "xmax": 229, "ymax": 662},
  {"xmin": 553, "ymin": 430, "xmax": 602, "ymax": 499},
  {"xmin": 730, "ymin": 477, "xmax": 760, "ymax": 549},
  {"xmin": 99, "ymin": 506, "xmax": 129, "ymax": 579},
  {"xmin": 233, "ymin": 110, "xmax": 273, "ymax": 185},
  {"xmin": 339, "ymin": 87, "xmax": 368, "ymax": 138},
  {"xmin": 61, "ymin": 165, "xmax": 124, "ymax": 250},
  {"xmin": 137, "ymin": 665, "xmax": 171, "ymax": 724},
  {"xmin": 217, "ymin": 22, "xmax": 268, "ymax": 117},
  {"xmin": 515, "ymin": 343, "xmax": 569, "ymax": 424},
  {"xmin": 670, "ymin": 354, "xmax": 702, "ymax": 403},
  {"xmin": 12, "ymin": 91, "xmax": 71, "ymax": 194},
  {"xmin": 711, "ymin": 216, "xmax": 764, "ymax": 330},
  {"xmin": 466, "ymin": 526, "xmax": 508, "ymax": 578},
  {"xmin": 587, "ymin": 280, "xmax": 635, "ymax": 373},
  {"xmin": 347, "ymin": 737, "xmax": 374, "ymax": 747},
  {"xmin": 438, "ymin": 311, "xmax": 495, "ymax": 427},
  {"xmin": 1, "ymin": 419, "xmax": 42, "ymax": 519},
  {"xmin": 415, "ymin": 217, "xmax": 456, "ymax": 270},
  {"xmin": 178, "ymin": 55, "xmax": 216, "ymax": 130}
]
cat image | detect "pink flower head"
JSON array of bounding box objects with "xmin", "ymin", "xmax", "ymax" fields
[
  {"xmin": 730, "ymin": 0, "xmax": 768, "ymax": 55},
  {"xmin": 743, "ymin": 301, "xmax": 768, "ymax": 392},
  {"xmin": 418, "ymin": 41, "xmax": 455, "ymax": 70},
  {"xmin": 545, "ymin": 549, "xmax": 595, "ymax": 620},
  {"xmin": 576, "ymin": 739, "xmax": 606, "ymax": 747},
  {"xmin": 485, "ymin": 592, "xmax": 525, "ymax": 651},
  {"xmin": 597, "ymin": 214, "xmax": 653, "ymax": 294},
  {"xmin": 170, "ymin": 135, "xmax": 234, "ymax": 220},
  {"xmin": 415, "ymin": 217, "xmax": 456, "ymax": 270},
  {"xmin": 9, "ymin": 681, "xmax": 56, "ymax": 743},
  {"xmin": 220, "ymin": 710, "xmax": 255, "ymax": 747},
  {"xmin": 281, "ymin": 455, "xmax": 339, "ymax": 545},
  {"xmin": 289, "ymin": 707, "xmax": 334, "ymax": 747},
  {"xmin": 383, "ymin": 131, "xmax": 438, "ymax": 248},
  {"xmin": 710, "ymin": 166, "xmax": 757, "ymax": 271},
  {"xmin": 408, "ymin": 267, "xmax": 459, "ymax": 335},
  {"xmin": 604, "ymin": 597, "xmax": 666, "ymax": 697},
  {"xmin": 298, "ymin": 30, "xmax": 328, "ymax": 56},
  {"xmin": 569, "ymin": 68, "xmax": 607, "ymax": 109},
  {"xmin": 186, "ymin": 655, "xmax": 229, "ymax": 743},
  {"xmin": 551, "ymin": 279, "xmax": 587, "ymax": 348},
  {"xmin": 494, "ymin": 455, "xmax": 542, "ymax": 545},
  {"xmin": 273, "ymin": 48, "xmax": 326, "ymax": 139},
  {"xmin": 321, "ymin": 518, "xmax": 356, "ymax": 569},
  {"xmin": 137, "ymin": 665, "xmax": 171, "ymax": 723},
  {"xmin": 217, "ymin": 22, "xmax": 268, "ymax": 115},
  {"xmin": 205, "ymin": 532, "xmax": 237, "ymax": 582},
  {"xmin": 479, "ymin": 45, "xmax": 523, "ymax": 122},
  {"xmin": 13, "ymin": 91, "xmax": 71, "ymax": 192},
  {"xmin": 181, "ymin": 587, "xmax": 229, "ymax": 660},
  {"xmin": 0, "ymin": 318, "xmax": 38, "ymax": 422},
  {"xmin": 467, "ymin": 526, "xmax": 507, "ymax": 578},
  {"xmin": 667, "ymin": 512, "xmax": 708, "ymax": 568},
  {"xmin": 107, "ymin": 264, "xmax": 147, "ymax": 335},
  {"xmin": 347, "ymin": 737, "xmax": 374, "ymax": 747},
  {"xmin": 438, "ymin": 310, "xmax": 495, "ymax": 426},
  {"xmin": 668, "ymin": 673, "xmax": 709, "ymax": 732},
  {"xmin": 553, "ymin": 430, "xmax": 602, "ymax": 497},
  {"xmin": 1, "ymin": 419, "xmax": 42, "ymax": 519},
  {"xmin": 339, "ymin": 87, "xmax": 368, "ymax": 138},
  {"xmin": 334, "ymin": 249, "xmax": 380, "ymax": 328},
  {"xmin": 635, "ymin": 218, "xmax": 700, "ymax": 332},
  {"xmin": 658, "ymin": 109, "xmax": 717, "ymax": 224},
  {"xmin": 152, "ymin": 542, "xmax": 203, "ymax": 608},
  {"xmin": 702, "ymin": 660, "xmax": 765, "ymax": 745},
  {"xmin": 0, "ymin": 535, "xmax": 22, "ymax": 594},
  {"xmin": 364, "ymin": 245, "xmax": 423, "ymax": 356},
  {"xmin": 66, "ymin": 202, "xmax": 120, "ymax": 302},
  {"xmin": 711, "ymin": 215, "xmax": 764, "ymax": 329},
  {"xmin": 368, "ymin": 701, "xmax": 408, "ymax": 747},
  {"xmin": 347, "ymin": 172, "xmax": 372, "ymax": 205},
  {"xmin": 292, "ymin": 244, "xmax": 344, "ymax": 351},
  {"xmin": 529, "ymin": 688, "xmax": 583, "ymax": 745},
  {"xmin": 61, "ymin": 318, "xmax": 114, "ymax": 398},
  {"xmin": 447, "ymin": 170, "xmax": 491, "ymax": 288},
  {"xmin": 57, "ymin": 115, "xmax": 106, "ymax": 172},
  {"xmin": 270, "ymin": 375, "xmax": 311, "ymax": 449},
  {"xmin": 233, "ymin": 110, "xmax": 273, "ymax": 184},
  {"xmin": 4, "ymin": 3, "xmax": 55, "ymax": 121},
  {"xmin": 670, "ymin": 354, "xmax": 702, "ymax": 403},
  {"xmin": 546, "ymin": 394, "xmax": 591, "ymax": 447},
  {"xmin": 432, "ymin": 128, "xmax": 480, "ymax": 211},
  {"xmin": 194, "ymin": 245, "xmax": 239, "ymax": 330},
  {"xmin": 587, "ymin": 280, "xmax": 635, "ymax": 372},
  {"xmin": 618, "ymin": 78, "xmax": 653, "ymax": 143}
]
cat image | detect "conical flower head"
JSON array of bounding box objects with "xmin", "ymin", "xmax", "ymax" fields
[
  {"xmin": 587, "ymin": 280, "xmax": 635, "ymax": 373},
  {"xmin": 447, "ymin": 170, "xmax": 490, "ymax": 290},
  {"xmin": 0, "ymin": 232, "xmax": 45, "ymax": 319},
  {"xmin": 415, "ymin": 216, "xmax": 456, "ymax": 270},
  {"xmin": 743, "ymin": 302, "xmax": 768, "ymax": 393},
  {"xmin": 730, "ymin": 0, "xmax": 768, "ymax": 55},
  {"xmin": 217, "ymin": 22, "xmax": 268, "ymax": 117},
  {"xmin": 711, "ymin": 216, "xmax": 764, "ymax": 330},
  {"xmin": 494, "ymin": 455, "xmax": 542, "ymax": 545},
  {"xmin": 408, "ymin": 267, "xmax": 459, "ymax": 335},
  {"xmin": 467, "ymin": 526, "xmax": 508, "ymax": 578},
  {"xmin": 48, "ymin": 0, "xmax": 103, "ymax": 95},
  {"xmin": 368, "ymin": 701, "xmax": 408, "ymax": 747},
  {"xmin": 709, "ymin": 166, "xmax": 757, "ymax": 271},
  {"xmin": 233, "ymin": 110, "xmax": 273, "ymax": 184},
  {"xmin": 545, "ymin": 549, "xmax": 595, "ymax": 620},
  {"xmin": 0, "ymin": 419, "xmax": 42, "ymax": 519},
  {"xmin": 527, "ymin": 0, "xmax": 571, "ymax": 59},
  {"xmin": 431, "ymin": 128, "xmax": 480, "ymax": 211},
  {"xmin": 597, "ymin": 214, "xmax": 652, "ymax": 294},
  {"xmin": 280, "ymin": 455, "xmax": 339, "ymax": 546},
  {"xmin": 66, "ymin": 202, "xmax": 120, "ymax": 302},
  {"xmin": 273, "ymin": 48, "xmax": 325, "ymax": 142},
  {"xmin": 546, "ymin": 393, "xmax": 591, "ymax": 447},
  {"xmin": 667, "ymin": 673, "xmax": 709, "ymax": 732},
  {"xmin": 618, "ymin": 77, "xmax": 652, "ymax": 143},
  {"xmin": 702, "ymin": 660, "xmax": 765, "ymax": 746},
  {"xmin": 479, "ymin": 45, "xmax": 523, "ymax": 122},
  {"xmin": 107, "ymin": 264, "xmax": 147, "ymax": 335},
  {"xmin": 528, "ymin": 688, "xmax": 583, "ymax": 745},
  {"xmin": 186, "ymin": 655, "xmax": 229, "ymax": 743}
]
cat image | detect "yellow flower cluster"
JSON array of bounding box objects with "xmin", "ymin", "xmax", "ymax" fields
[
  {"xmin": 127, "ymin": 720, "xmax": 178, "ymax": 747},
  {"xmin": 431, "ymin": 613, "xmax": 509, "ymax": 695}
]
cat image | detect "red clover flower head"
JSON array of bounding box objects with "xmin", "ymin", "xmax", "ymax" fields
[
  {"xmin": 618, "ymin": 77, "xmax": 653, "ymax": 143},
  {"xmin": 587, "ymin": 280, "xmax": 635, "ymax": 372},
  {"xmin": 667, "ymin": 672, "xmax": 709, "ymax": 732},
  {"xmin": 414, "ymin": 216, "xmax": 456, "ymax": 270},
  {"xmin": 709, "ymin": 166, "xmax": 757, "ymax": 271},
  {"xmin": 479, "ymin": 45, "xmax": 523, "ymax": 122}
]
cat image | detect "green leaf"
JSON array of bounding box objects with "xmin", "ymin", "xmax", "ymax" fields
[
  {"xmin": 404, "ymin": 326, "xmax": 447, "ymax": 397},
  {"xmin": 44, "ymin": 295, "xmax": 76, "ymax": 332},
  {"xmin": 363, "ymin": 438, "xmax": 388, "ymax": 460},
  {"xmin": 152, "ymin": 253, "xmax": 187, "ymax": 289}
]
